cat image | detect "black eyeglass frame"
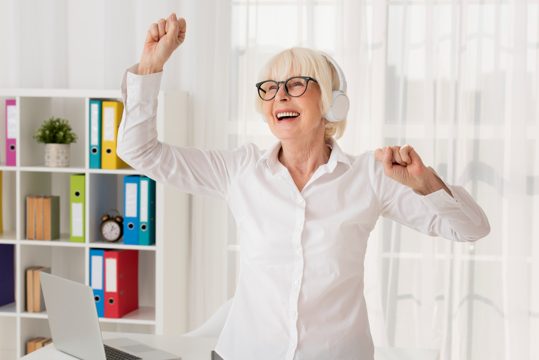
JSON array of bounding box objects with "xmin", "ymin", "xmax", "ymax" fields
[{"xmin": 255, "ymin": 76, "xmax": 318, "ymax": 101}]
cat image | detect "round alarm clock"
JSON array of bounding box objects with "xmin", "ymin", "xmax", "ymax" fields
[{"xmin": 100, "ymin": 210, "xmax": 124, "ymax": 242}]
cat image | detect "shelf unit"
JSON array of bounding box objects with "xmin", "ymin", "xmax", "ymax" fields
[{"xmin": 0, "ymin": 88, "xmax": 190, "ymax": 359}]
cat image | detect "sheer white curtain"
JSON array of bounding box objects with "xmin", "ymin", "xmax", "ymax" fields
[
  {"xmin": 229, "ymin": 1, "xmax": 537, "ymax": 359},
  {"xmin": 0, "ymin": 0, "xmax": 197, "ymax": 90}
]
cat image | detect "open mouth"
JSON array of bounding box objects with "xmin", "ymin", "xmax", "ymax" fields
[{"xmin": 275, "ymin": 111, "xmax": 300, "ymax": 121}]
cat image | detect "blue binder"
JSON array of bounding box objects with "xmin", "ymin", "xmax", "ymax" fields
[
  {"xmin": 89, "ymin": 99, "xmax": 102, "ymax": 169},
  {"xmin": 123, "ymin": 176, "xmax": 140, "ymax": 245},
  {"xmin": 138, "ymin": 176, "xmax": 156, "ymax": 246},
  {"xmin": 0, "ymin": 244, "xmax": 14, "ymax": 306},
  {"xmin": 89, "ymin": 249, "xmax": 105, "ymax": 317}
]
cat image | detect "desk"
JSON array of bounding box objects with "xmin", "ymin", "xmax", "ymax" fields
[
  {"xmin": 21, "ymin": 332, "xmax": 218, "ymax": 360},
  {"xmin": 22, "ymin": 334, "xmax": 438, "ymax": 360}
]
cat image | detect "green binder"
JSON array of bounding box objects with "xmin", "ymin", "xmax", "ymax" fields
[{"xmin": 70, "ymin": 174, "xmax": 85, "ymax": 242}]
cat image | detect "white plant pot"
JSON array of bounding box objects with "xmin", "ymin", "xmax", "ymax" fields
[{"xmin": 44, "ymin": 143, "xmax": 70, "ymax": 167}]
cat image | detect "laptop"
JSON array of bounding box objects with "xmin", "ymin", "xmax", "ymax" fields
[{"xmin": 40, "ymin": 272, "xmax": 180, "ymax": 360}]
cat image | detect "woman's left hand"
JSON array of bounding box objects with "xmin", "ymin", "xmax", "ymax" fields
[{"xmin": 374, "ymin": 145, "xmax": 450, "ymax": 196}]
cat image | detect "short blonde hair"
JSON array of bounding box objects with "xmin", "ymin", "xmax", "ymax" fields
[{"xmin": 255, "ymin": 47, "xmax": 347, "ymax": 141}]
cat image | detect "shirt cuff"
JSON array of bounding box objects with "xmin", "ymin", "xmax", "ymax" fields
[
  {"xmin": 418, "ymin": 167, "xmax": 460, "ymax": 214},
  {"xmin": 421, "ymin": 187, "xmax": 459, "ymax": 212},
  {"xmin": 126, "ymin": 64, "xmax": 163, "ymax": 99},
  {"xmin": 121, "ymin": 63, "xmax": 163, "ymax": 106}
]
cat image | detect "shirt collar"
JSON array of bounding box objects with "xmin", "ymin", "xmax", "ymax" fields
[
  {"xmin": 257, "ymin": 141, "xmax": 282, "ymax": 174},
  {"xmin": 257, "ymin": 138, "xmax": 352, "ymax": 174},
  {"xmin": 325, "ymin": 138, "xmax": 352, "ymax": 171}
]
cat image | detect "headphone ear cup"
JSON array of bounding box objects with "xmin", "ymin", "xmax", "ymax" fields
[
  {"xmin": 325, "ymin": 90, "xmax": 350, "ymax": 122},
  {"xmin": 320, "ymin": 52, "xmax": 349, "ymax": 122}
]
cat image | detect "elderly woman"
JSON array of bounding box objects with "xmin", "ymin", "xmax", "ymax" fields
[{"xmin": 117, "ymin": 13, "xmax": 490, "ymax": 360}]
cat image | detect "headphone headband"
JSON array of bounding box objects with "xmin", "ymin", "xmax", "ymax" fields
[{"xmin": 321, "ymin": 52, "xmax": 347, "ymax": 93}]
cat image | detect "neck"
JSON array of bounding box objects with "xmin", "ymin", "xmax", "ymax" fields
[{"xmin": 278, "ymin": 136, "xmax": 331, "ymax": 175}]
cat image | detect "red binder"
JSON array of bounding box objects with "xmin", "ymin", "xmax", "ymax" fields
[{"xmin": 104, "ymin": 250, "xmax": 139, "ymax": 318}]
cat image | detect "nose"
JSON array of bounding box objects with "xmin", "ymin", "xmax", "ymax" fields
[{"xmin": 274, "ymin": 82, "xmax": 289, "ymax": 101}]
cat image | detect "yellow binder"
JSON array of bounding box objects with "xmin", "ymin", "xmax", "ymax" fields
[{"xmin": 101, "ymin": 101, "xmax": 127, "ymax": 169}]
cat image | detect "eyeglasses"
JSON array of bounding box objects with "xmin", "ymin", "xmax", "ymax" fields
[{"xmin": 255, "ymin": 76, "xmax": 318, "ymax": 101}]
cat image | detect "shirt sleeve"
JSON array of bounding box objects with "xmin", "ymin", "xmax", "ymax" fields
[
  {"xmin": 368, "ymin": 152, "xmax": 490, "ymax": 242},
  {"xmin": 116, "ymin": 64, "xmax": 253, "ymax": 199}
]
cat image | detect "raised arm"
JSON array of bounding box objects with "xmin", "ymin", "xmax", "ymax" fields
[
  {"xmin": 117, "ymin": 14, "xmax": 249, "ymax": 199},
  {"xmin": 372, "ymin": 145, "xmax": 490, "ymax": 242}
]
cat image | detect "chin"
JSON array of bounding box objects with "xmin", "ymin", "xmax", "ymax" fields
[{"xmin": 269, "ymin": 126, "xmax": 297, "ymax": 138}]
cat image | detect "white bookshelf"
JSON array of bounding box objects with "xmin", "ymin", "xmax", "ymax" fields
[{"xmin": 0, "ymin": 88, "xmax": 190, "ymax": 359}]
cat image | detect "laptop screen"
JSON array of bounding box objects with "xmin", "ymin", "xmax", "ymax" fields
[{"xmin": 40, "ymin": 272, "xmax": 107, "ymax": 360}]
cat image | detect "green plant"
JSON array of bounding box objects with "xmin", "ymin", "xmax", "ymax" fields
[{"xmin": 33, "ymin": 117, "xmax": 78, "ymax": 144}]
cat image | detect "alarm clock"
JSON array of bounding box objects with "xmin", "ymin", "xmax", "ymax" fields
[{"xmin": 100, "ymin": 211, "xmax": 124, "ymax": 242}]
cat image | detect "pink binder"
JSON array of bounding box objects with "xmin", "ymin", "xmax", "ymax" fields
[{"xmin": 5, "ymin": 99, "xmax": 16, "ymax": 166}]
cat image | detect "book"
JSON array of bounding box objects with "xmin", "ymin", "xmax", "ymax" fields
[
  {"xmin": 26, "ymin": 195, "xmax": 60, "ymax": 240},
  {"xmin": 33, "ymin": 267, "xmax": 50, "ymax": 312},
  {"xmin": 26, "ymin": 266, "xmax": 50, "ymax": 312}
]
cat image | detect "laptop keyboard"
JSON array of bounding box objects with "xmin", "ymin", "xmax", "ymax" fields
[{"xmin": 104, "ymin": 344, "xmax": 142, "ymax": 360}]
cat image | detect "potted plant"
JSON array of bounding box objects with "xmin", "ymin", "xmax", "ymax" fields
[{"xmin": 33, "ymin": 117, "xmax": 78, "ymax": 167}]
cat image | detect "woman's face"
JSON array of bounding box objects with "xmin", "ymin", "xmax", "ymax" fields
[{"xmin": 261, "ymin": 73, "xmax": 325, "ymax": 144}]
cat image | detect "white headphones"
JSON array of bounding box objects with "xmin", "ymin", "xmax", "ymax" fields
[{"xmin": 321, "ymin": 53, "xmax": 350, "ymax": 122}]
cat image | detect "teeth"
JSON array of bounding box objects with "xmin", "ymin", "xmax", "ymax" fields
[{"xmin": 276, "ymin": 111, "xmax": 300, "ymax": 119}]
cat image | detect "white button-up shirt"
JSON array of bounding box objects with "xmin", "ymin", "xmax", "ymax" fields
[{"xmin": 117, "ymin": 66, "xmax": 490, "ymax": 360}]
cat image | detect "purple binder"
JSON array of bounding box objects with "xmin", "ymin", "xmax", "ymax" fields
[{"xmin": 0, "ymin": 244, "xmax": 15, "ymax": 306}]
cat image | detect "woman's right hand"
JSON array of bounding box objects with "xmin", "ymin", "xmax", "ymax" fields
[{"xmin": 138, "ymin": 13, "xmax": 186, "ymax": 75}]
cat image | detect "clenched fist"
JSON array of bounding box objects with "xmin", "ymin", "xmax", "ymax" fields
[
  {"xmin": 138, "ymin": 13, "xmax": 186, "ymax": 75},
  {"xmin": 374, "ymin": 145, "xmax": 452, "ymax": 196}
]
